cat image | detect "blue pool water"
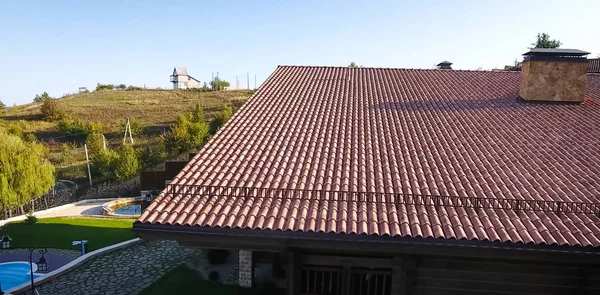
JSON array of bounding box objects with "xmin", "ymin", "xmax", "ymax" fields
[{"xmin": 0, "ymin": 262, "xmax": 40, "ymax": 290}]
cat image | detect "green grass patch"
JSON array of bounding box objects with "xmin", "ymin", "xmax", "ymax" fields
[
  {"xmin": 0, "ymin": 217, "xmax": 136, "ymax": 251},
  {"xmin": 139, "ymin": 265, "xmax": 284, "ymax": 295}
]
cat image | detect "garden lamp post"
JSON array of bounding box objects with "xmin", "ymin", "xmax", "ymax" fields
[
  {"xmin": 1, "ymin": 235, "xmax": 11, "ymax": 249},
  {"xmin": 29, "ymin": 248, "xmax": 48, "ymax": 295}
]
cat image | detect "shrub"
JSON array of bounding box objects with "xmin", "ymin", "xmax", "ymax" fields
[
  {"xmin": 115, "ymin": 145, "xmax": 139, "ymax": 181},
  {"xmin": 206, "ymin": 249, "xmax": 230, "ymax": 265},
  {"xmin": 91, "ymin": 149, "xmax": 119, "ymax": 179},
  {"xmin": 33, "ymin": 91, "xmax": 51, "ymax": 102},
  {"xmin": 95, "ymin": 83, "xmax": 114, "ymax": 91},
  {"xmin": 116, "ymin": 84, "xmax": 127, "ymax": 90},
  {"xmin": 86, "ymin": 132, "xmax": 105, "ymax": 155},
  {"xmin": 208, "ymin": 271, "xmax": 219, "ymax": 281},
  {"xmin": 164, "ymin": 105, "xmax": 210, "ymax": 154},
  {"xmin": 58, "ymin": 118, "xmax": 102, "ymax": 136},
  {"xmin": 209, "ymin": 105, "xmax": 234, "ymax": 134},
  {"xmin": 24, "ymin": 212, "xmax": 38, "ymax": 225},
  {"xmin": 41, "ymin": 99, "xmax": 66, "ymax": 121},
  {"xmin": 138, "ymin": 143, "xmax": 168, "ymax": 170},
  {"xmin": 23, "ymin": 132, "xmax": 37, "ymax": 143},
  {"xmin": 58, "ymin": 118, "xmax": 89, "ymax": 135},
  {"xmin": 126, "ymin": 85, "xmax": 144, "ymax": 91}
]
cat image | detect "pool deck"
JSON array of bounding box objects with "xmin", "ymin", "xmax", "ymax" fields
[{"xmin": 0, "ymin": 249, "xmax": 81, "ymax": 274}]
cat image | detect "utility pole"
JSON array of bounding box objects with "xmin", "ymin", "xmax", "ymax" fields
[
  {"xmin": 216, "ymin": 72, "xmax": 219, "ymax": 90},
  {"xmin": 84, "ymin": 144, "xmax": 92, "ymax": 187},
  {"xmin": 122, "ymin": 118, "xmax": 134, "ymax": 145},
  {"xmin": 247, "ymin": 73, "xmax": 250, "ymax": 90},
  {"xmin": 102, "ymin": 135, "xmax": 107, "ymax": 150},
  {"xmin": 236, "ymin": 76, "xmax": 239, "ymax": 89},
  {"xmin": 254, "ymin": 74, "xmax": 257, "ymax": 89}
]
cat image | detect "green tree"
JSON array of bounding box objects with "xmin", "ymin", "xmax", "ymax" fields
[
  {"xmin": 164, "ymin": 105, "xmax": 210, "ymax": 154},
  {"xmin": 209, "ymin": 105, "xmax": 234, "ymax": 134},
  {"xmin": 115, "ymin": 145, "xmax": 139, "ymax": 181},
  {"xmin": 349, "ymin": 62, "xmax": 358, "ymax": 68},
  {"xmin": 41, "ymin": 99, "xmax": 66, "ymax": 121},
  {"xmin": 209, "ymin": 77, "xmax": 230, "ymax": 90},
  {"xmin": 0, "ymin": 129, "xmax": 55, "ymax": 216},
  {"xmin": 86, "ymin": 132, "xmax": 105, "ymax": 155},
  {"xmin": 91, "ymin": 149, "xmax": 119, "ymax": 179},
  {"xmin": 530, "ymin": 33, "xmax": 561, "ymax": 49},
  {"xmin": 33, "ymin": 91, "xmax": 51, "ymax": 102},
  {"xmin": 138, "ymin": 142, "xmax": 168, "ymax": 170}
]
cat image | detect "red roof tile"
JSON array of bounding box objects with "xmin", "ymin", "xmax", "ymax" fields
[{"xmin": 137, "ymin": 66, "xmax": 600, "ymax": 248}]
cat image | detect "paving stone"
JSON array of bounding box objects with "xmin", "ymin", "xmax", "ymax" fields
[{"xmin": 19, "ymin": 240, "xmax": 203, "ymax": 295}]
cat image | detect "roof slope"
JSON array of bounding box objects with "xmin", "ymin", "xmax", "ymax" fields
[
  {"xmin": 173, "ymin": 67, "xmax": 188, "ymax": 76},
  {"xmin": 139, "ymin": 66, "xmax": 600, "ymax": 248}
]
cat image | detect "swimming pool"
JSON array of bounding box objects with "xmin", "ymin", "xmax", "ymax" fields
[{"xmin": 0, "ymin": 261, "xmax": 40, "ymax": 290}]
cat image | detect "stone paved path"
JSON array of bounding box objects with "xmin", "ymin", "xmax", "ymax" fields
[{"xmin": 29, "ymin": 240, "xmax": 203, "ymax": 295}]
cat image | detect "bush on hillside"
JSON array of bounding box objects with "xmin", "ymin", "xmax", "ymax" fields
[
  {"xmin": 58, "ymin": 118, "xmax": 103, "ymax": 136},
  {"xmin": 41, "ymin": 99, "xmax": 66, "ymax": 122},
  {"xmin": 90, "ymin": 149, "xmax": 119, "ymax": 179},
  {"xmin": 116, "ymin": 84, "xmax": 127, "ymax": 90},
  {"xmin": 126, "ymin": 85, "xmax": 144, "ymax": 91},
  {"xmin": 86, "ymin": 132, "xmax": 105, "ymax": 155},
  {"xmin": 164, "ymin": 104, "xmax": 210, "ymax": 154},
  {"xmin": 138, "ymin": 143, "xmax": 168, "ymax": 170},
  {"xmin": 95, "ymin": 83, "xmax": 114, "ymax": 91},
  {"xmin": 33, "ymin": 91, "xmax": 51, "ymax": 102},
  {"xmin": 208, "ymin": 105, "xmax": 234, "ymax": 134},
  {"xmin": 115, "ymin": 145, "xmax": 139, "ymax": 181}
]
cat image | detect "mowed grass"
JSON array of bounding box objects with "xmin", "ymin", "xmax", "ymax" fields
[
  {"xmin": 0, "ymin": 217, "xmax": 136, "ymax": 251},
  {"xmin": 138, "ymin": 265, "xmax": 284, "ymax": 295}
]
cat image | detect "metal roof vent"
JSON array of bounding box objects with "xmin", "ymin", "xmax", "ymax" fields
[{"xmin": 436, "ymin": 61, "xmax": 453, "ymax": 70}]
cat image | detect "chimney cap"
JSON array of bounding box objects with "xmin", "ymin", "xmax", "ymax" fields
[
  {"xmin": 523, "ymin": 48, "xmax": 590, "ymax": 57},
  {"xmin": 437, "ymin": 61, "xmax": 453, "ymax": 66}
]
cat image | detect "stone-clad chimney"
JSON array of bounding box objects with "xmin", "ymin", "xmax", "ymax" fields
[{"xmin": 519, "ymin": 48, "xmax": 590, "ymax": 102}]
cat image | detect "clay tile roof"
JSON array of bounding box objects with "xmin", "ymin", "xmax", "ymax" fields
[{"xmin": 137, "ymin": 66, "xmax": 600, "ymax": 248}]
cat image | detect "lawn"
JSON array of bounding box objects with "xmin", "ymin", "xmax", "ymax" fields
[
  {"xmin": 0, "ymin": 217, "xmax": 136, "ymax": 251},
  {"xmin": 139, "ymin": 265, "xmax": 284, "ymax": 295}
]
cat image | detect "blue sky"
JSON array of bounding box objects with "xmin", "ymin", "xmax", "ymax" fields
[{"xmin": 1, "ymin": 0, "xmax": 599, "ymax": 106}]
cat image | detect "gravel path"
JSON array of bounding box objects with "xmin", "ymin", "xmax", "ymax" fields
[{"xmin": 25, "ymin": 240, "xmax": 203, "ymax": 295}]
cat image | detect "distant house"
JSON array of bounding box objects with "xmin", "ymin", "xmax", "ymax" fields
[{"xmin": 170, "ymin": 67, "xmax": 201, "ymax": 89}]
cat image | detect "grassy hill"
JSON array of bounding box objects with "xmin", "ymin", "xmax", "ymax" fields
[{"xmin": 0, "ymin": 89, "xmax": 251, "ymax": 182}]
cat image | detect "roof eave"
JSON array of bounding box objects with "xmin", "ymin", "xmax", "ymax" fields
[{"xmin": 133, "ymin": 223, "xmax": 600, "ymax": 264}]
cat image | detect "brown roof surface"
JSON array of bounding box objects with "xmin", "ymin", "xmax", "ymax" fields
[
  {"xmin": 590, "ymin": 58, "xmax": 600, "ymax": 73},
  {"xmin": 138, "ymin": 66, "xmax": 600, "ymax": 248}
]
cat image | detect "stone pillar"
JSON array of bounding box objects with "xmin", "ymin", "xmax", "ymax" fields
[{"xmin": 239, "ymin": 250, "xmax": 253, "ymax": 288}]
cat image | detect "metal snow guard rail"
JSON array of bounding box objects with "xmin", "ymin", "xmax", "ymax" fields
[{"xmin": 164, "ymin": 184, "xmax": 600, "ymax": 216}]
